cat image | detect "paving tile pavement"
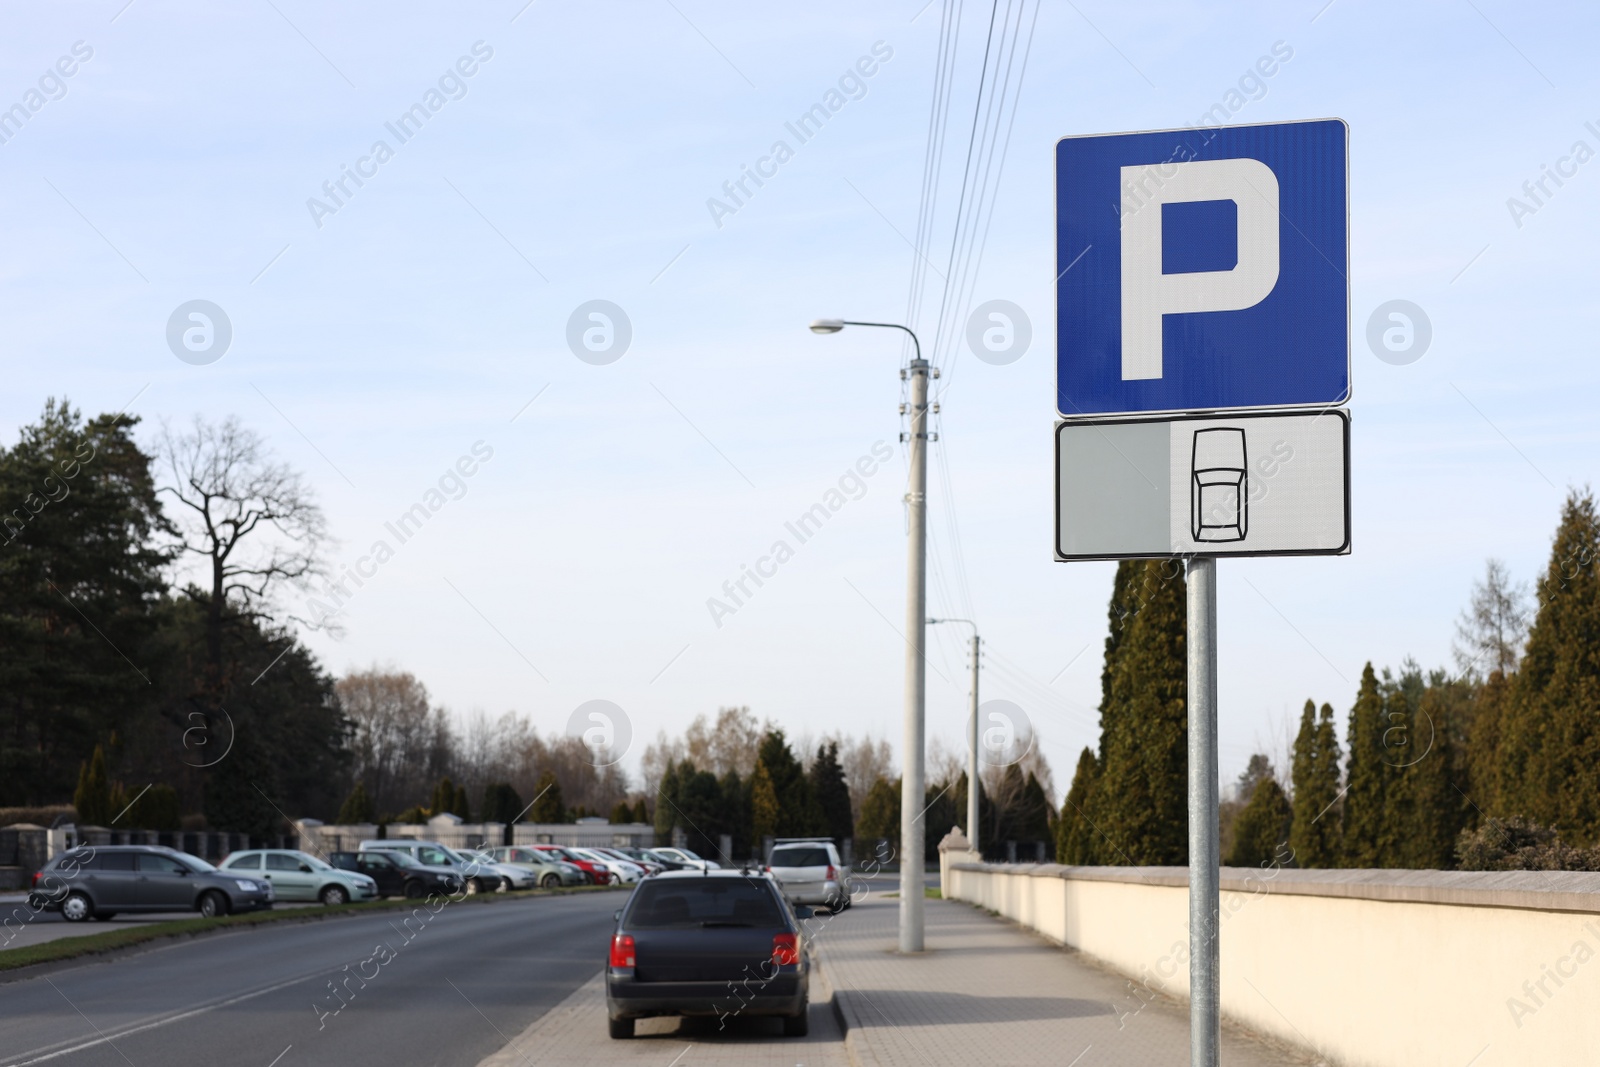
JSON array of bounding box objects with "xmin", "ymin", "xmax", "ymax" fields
[
  {"xmin": 816, "ymin": 894, "xmax": 1315, "ymax": 1067},
  {"xmin": 475, "ymin": 969, "xmax": 849, "ymax": 1067}
]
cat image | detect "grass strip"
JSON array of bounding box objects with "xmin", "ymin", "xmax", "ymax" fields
[{"xmin": 0, "ymin": 883, "xmax": 626, "ymax": 974}]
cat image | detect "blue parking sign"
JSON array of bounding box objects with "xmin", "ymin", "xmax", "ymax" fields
[{"xmin": 1056, "ymin": 119, "xmax": 1348, "ymax": 418}]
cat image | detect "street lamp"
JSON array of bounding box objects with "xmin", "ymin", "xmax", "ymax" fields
[
  {"xmin": 927, "ymin": 617, "xmax": 980, "ymax": 857},
  {"xmin": 811, "ymin": 316, "xmax": 930, "ymax": 953}
]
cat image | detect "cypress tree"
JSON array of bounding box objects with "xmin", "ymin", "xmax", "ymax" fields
[
  {"xmin": 810, "ymin": 742, "xmax": 854, "ymax": 843},
  {"xmin": 1499, "ymin": 491, "xmax": 1600, "ymax": 844},
  {"xmin": 1227, "ymin": 776, "xmax": 1292, "ymax": 867},
  {"xmin": 1057, "ymin": 747, "xmax": 1101, "ymax": 864},
  {"xmin": 856, "ymin": 776, "xmax": 899, "ymax": 844},
  {"xmin": 750, "ymin": 759, "xmax": 780, "ymax": 843},
  {"xmin": 633, "ymin": 797, "xmax": 650, "ymax": 824},
  {"xmin": 1097, "ymin": 560, "xmax": 1188, "ymax": 864},
  {"xmin": 719, "ymin": 770, "xmax": 749, "ymax": 859},
  {"xmin": 453, "ymin": 783, "xmax": 471, "ymax": 821},
  {"xmin": 530, "ymin": 770, "xmax": 564, "ymax": 823},
  {"xmin": 1342, "ymin": 664, "xmax": 1387, "ymax": 867},
  {"xmin": 337, "ymin": 781, "xmax": 377, "ymax": 824},
  {"xmin": 654, "ymin": 763, "xmax": 680, "ymax": 842},
  {"xmin": 73, "ymin": 744, "xmax": 113, "ymax": 826},
  {"xmin": 1288, "ymin": 701, "xmax": 1342, "ymax": 868},
  {"xmin": 429, "ymin": 777, "xmax": 454, "ymax": 817},
  {"xmin": 481, "ymin": 782, "xmax": 524, "ymax": 825}
]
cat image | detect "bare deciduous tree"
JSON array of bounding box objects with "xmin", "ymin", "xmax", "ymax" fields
[
  {"xmin": 338, "ymin": 668, "xmax": 453, "ymax": 815},
  {"xmin": 158, "ymin": 416, "xmax": 328, "ymax": 671},
  {"xmin": 1453, "ymin": 558, "xmax": 1531, "ymax": 678}
]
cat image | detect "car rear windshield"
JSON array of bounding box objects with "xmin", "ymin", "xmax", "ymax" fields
[
  {"xmin": 770, "ymin": 847, "xmax": 830, "ymax": 867},
  {"xmin": 628, "ymin": 879, "xmax": 784, "ymax": 928}
]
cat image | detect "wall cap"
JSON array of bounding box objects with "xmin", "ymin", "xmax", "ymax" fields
[{"xmin": 947, "ymin": 862, "xmax": 1600, "ymax": 913}]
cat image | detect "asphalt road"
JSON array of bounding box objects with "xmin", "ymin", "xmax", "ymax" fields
[{"xmin": 0, "ymin": 891, "xmax": 621, "ymax": 1067}]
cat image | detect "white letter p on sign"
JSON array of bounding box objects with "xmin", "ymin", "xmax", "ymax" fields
[{"xmin": 1119, "ymin": 158, "xmax": 1280, "ymax": 381}]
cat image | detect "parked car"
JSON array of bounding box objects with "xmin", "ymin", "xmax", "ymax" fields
[
  {"xmin": 357, "ymin": 839, "xmax": 500, "ymax": 894},
  {"xmin": 606, "ymin": 869, "xmax": 812, "ymax": 1039},
  {"xmin": 454, "ymin": 849, "xmax": 539, "ymax": 891},
  {"xmin": 649, "ymin": 846, "xmax": 720, "ymax": 870},
  {"xmin": 220, "ymin": 849, "xmax": 378, "ymax": 905},
  {"xmin": 567, "ymin": 847, "xmax": 646, "ymax": 884},
  {"xmin": 328, "ymin": 850, "xmax": 461, "ymax": 899},
  {"xmin": 482, "ymin": 846, "xmax": 588, "ymax": 888},
  {"xmin": 28, "ymin": 845, "xmax": 274, "ymax": 922},
  {"xmin": 765, "ymin": 841, "xmax": 850, "ymax": 910},
  {"xmin": 524, "ymin": 844, "xmax": 613, "ymax": 885},
  {"xmin": 615, "ymin": 847, "xmax": 686, "ymax": 871},
  {"xmin": 594, "ymin": 847, "xmax": 663, "ymax": 875}
]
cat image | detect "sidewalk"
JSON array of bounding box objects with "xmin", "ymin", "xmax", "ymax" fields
[
  {"xmin": 476, "ymin": 969, "xmax": 849, "ymax": 1066},
  {"xmin": 819, "ymin": 894, "xmax": 1315, "ymax": 1067}
]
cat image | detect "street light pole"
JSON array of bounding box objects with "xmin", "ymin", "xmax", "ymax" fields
[
  {"xmin": 810, "ymin": 318, "xmax": 930, "ymax": 953},
  {"xmin": 928, "ymin": 617, "xmax": 980, "ymax": 856}
]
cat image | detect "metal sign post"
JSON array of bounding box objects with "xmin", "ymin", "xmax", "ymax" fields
[{"xmin": 1186, "ymin": 556, "xmax": 1219, "ymax": 1067}]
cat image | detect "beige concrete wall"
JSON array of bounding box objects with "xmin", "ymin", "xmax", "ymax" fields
[{"xmin": 946, "ymin": 863, "xmax": 1600, "ymax": 1067}]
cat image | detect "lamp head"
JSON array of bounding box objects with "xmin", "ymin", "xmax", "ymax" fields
[{"xmin": 809, "ymin": 318, "xmax": 845, "ymax": 334}]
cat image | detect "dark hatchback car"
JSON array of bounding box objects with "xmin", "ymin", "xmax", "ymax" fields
[
  {"xmin": 606, "ymin": 870, "xmax": 812, "ymax": 1039},
  {"xmin": 328, "ymin": 849, "xmax": 462, "ymax": 899},
  {"xmin": 28, "ymin": 845, "xmax": 274, "ymax": 922}
]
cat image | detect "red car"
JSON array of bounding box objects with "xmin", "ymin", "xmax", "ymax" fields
[{"xmin": 529, "ymin": 845, "xmax": 612, "ymax": 885}]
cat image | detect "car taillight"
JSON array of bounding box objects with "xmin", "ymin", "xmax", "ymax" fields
[
  {"xmin": 30, "ymin": 871, "xmax": 40, "ymax": 889},
  {"xmin": 610, "ymin": 934, "xmax": 636, "ymax": 968},
  {"xmin": 825, "ymin": 865, "xmax": 837, "ymax": 881},
  {"xmin": 772, "ymin": 932, "xmax": 800, "ymax": 966}
]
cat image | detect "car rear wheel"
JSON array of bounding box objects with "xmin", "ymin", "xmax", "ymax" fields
[
  {"xmin": 608, "ymin": 1017, "xmax": 634, "ymax": 1040},
  {"xmin": 541, "ymin": 873, "xmax": 559, "ymax": 889},
  {"xmin": 319, "ymin": 885, "xmax": 349, "ymax": 906},
  {"xmin": 403, "ymin": 880, "xmax": 426, "ymax": 900},
  {"xmin": 464, "ymin": 878, "xmax": 481, "ymax": 895},
  {"xmin": 199, "ymin": 891, "xmax": 229, "ymax": 919},
  {"xmin": 61, "ymin": 892, "xmax": 93, "ymax": 923},
  {"xmin": 783, "ymin": 1001, "xmax": 810, "ymax": 1037},
  {"xmin": 497, "ymin": 877, "xmax": 511, "ymax": 893}
]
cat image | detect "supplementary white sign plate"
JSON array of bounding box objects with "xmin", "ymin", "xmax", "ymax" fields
[{"xmin": 1055, "ymin": 409, "xmax": 1349, "ymax": 560}]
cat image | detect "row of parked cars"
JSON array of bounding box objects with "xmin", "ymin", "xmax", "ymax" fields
[{"xmin": 26, "ymin": 839, "xmax": 724, "ymax": 921}]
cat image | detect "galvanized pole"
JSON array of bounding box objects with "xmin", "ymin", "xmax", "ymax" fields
[
  {"xmin": 967, "ymin": 633, "xmax": 980, "ymax": 856},
  {"xmin": 900, "ymin": 354, "xmax": 929, "ymax": 953},
  {"xmin": 1187, "ymin": 556, "xmax": 1219, "ymax": 1067}
]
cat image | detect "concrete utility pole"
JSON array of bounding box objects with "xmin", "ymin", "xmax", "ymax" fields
[
  {"xmin": 810, "ymin": 317, "xmax": 931, "ymax": 953},
  {"xmin": 1187, "ymin": 556, "xmax": 1219, "ymax": 1067},
  {"xmin": 928, "ymin": 618, "xmax": 980, "ymax": 855}
]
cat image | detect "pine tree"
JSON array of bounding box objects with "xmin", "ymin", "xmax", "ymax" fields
[
  {"xmin": 530, "ymin": 771, "xmax": 565, "ymax": 823},
  {"xmin": 337, "ymin": 781, "xmax": 376, "ymax": 823},
  {"xmin": 1342, "ymin": 664, "xmax": 1387, "ymax": 867},
  {"xmin": 1499, "ymin": 491, "xmax": 1600, "ymax": 844},
  {"xmin": 1227, "ymin": 777, "xmax": 1292, "ymax": 867},
  {"xmin": 1097, "ymin": 560, "xmax": 1188, "ymax": 864},
  {"xmin": 809, "ymin": 741, "xmax": 854, "ymax": 843},
  {"xmin": 1056, "ymin": 747, "xmax": 1101, "ymax": 864},
  {"xmin": 73, "ymin": 745, "xmax": 113, "ymax": 826},
  {"xmin": 633, "ymin": 797, "xmax": 650, "ymax": 825}
]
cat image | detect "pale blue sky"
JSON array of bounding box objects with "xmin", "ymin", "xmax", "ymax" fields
[{"xmin": 4, "ymin": 0, "xmax": 1596, "ymax": 795}]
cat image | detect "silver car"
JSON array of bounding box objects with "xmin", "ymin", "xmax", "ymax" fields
[
  {"xmin": 484, "ymin": 846, "xmax": 589, "ymax": 888},
  {"xmin": 766, "ymin": 842, "xmax": 849, "ymax": 910}
]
